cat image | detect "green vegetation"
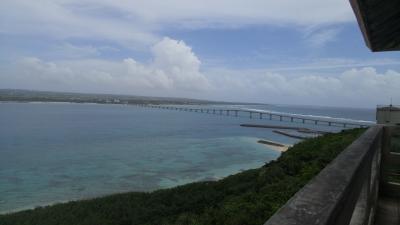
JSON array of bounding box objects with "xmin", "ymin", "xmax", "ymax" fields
[{"xmin": 0, "ymin": 128, "xmax": 365, "ymax": 225}]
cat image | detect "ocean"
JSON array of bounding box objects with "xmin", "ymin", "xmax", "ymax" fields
[{"xmin": 0, "ymin": 102, "xmax": 375, "ymax": 213}]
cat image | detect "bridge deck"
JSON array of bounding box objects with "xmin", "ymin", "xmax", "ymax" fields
[{"xmin": 136, "ymin": 104, "xmax": 373, "ymax": 128}]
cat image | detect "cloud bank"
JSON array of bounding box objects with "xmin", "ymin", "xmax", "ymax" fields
[
  {"xmin": 209, "ymin": 67, "xmax": 400, "ymax": 107},
  {"xmin": 3, "ymin": 38, "xmax": 211, "ymax": 97},
  {"xmin": 2, "ymin": 37, "xmax": 400, "ymax": 107}
]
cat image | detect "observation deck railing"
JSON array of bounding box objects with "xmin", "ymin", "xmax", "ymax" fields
[{"xmin": 264, "ymin": 125, "xmax": 399, "ymax": 225}]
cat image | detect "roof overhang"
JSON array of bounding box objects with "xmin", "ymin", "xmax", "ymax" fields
[{"xmin": 350, "ymin": 0, "xmax": 400, "ymax": 52}]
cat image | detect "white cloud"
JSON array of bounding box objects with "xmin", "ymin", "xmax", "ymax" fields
[
  {"xmin": 258, "ymin": 58, "xmax": 400, "ymax": 72},
  {"xmin": 4, "ymin": 60, "xmax": 400, "ymax": 108},
  {"xmin": 0, "ymin": 0, "xmax": 355, "ymax": 47},
  {"xmin": 0, "ymin": 0, "xmax": 158, "ymax": 49},
  {"xmin": 206, "ymin": 67, "xmax": 400, "ymax": 107},
  {"xmin": 90, "ymin": 0, "xmax": 354, "ymax": 27},
  {"xmin": 304, "ymin": 28, "xmax": 341, "ymax": 48},
  {"xmin": 2, "ymin": 37, "xmax": 211, "ymax": 97}
]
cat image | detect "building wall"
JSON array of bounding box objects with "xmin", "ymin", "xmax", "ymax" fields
[{"xmin": 376, "ymin": 106, "xmax": 400, "ymax": 125}]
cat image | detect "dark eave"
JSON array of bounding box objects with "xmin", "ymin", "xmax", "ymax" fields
[{"xmin": 350, "ymin": 0, "xmax": 400, "ymax": 52}]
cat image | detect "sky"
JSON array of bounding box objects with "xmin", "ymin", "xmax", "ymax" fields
[{"xmin": 1, "ymin": 0, "xmax": 400, "ymax": 108}]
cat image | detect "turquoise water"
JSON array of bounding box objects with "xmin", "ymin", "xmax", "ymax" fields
[{"xmin": 0, "ymin": 102, "xmax": 374, "ymax": 213}]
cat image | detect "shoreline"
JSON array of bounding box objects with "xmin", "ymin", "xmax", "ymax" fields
[
  {"xmin": 0, "ymin": 128, "xmax": 364, "ymax": 224},
  {"xmin": 0, "ymin": 154, "xmax": 274, "ymax": 215}
]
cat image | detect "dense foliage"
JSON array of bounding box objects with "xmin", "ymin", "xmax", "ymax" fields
[{"xmin": 0, "ymin": 128, "xmax": 365, "ymax": 225}]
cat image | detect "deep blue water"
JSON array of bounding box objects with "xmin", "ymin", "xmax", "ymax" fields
[{"xmin": 0, "ymin": 102, "xmax": 375, "ymax": 213}]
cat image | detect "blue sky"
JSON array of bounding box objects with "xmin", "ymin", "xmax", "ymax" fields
[
  {"xmin": 1, "ymin": 0, "xmax": 400, "ymax": 107},
  {"xmin": 165, "ymin": 24, "xmax": 400, "ymax": 70}
]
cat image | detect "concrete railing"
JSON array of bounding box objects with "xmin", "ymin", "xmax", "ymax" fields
[
  {"xmin": 381, "ymin": 126, "xmax": 400, "ymax": 198},
  {"xmin": 264, "ymin": 125, "xmax": 387, "ymax": 225}
]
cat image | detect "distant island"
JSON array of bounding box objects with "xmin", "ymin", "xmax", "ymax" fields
[{"xmin": 0, "ymin": 89, "xmax": 257, "ymax": 106}]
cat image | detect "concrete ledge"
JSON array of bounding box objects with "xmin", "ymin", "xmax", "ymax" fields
[{"xmin": 264, "ymin": 126, "xmax": 383, "ymax": 225}]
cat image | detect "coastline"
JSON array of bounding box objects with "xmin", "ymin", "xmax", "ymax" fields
[
  {"xmin": 0, "ymin": 102, "xmax": 284, "ymax": 215},
  {"xmin": 0, "ymin": 141, "xmax": 276, "ymax": 215},
  {"xmin": 0, "ymin": 102, "xmax": 350, "ymax": 216},
  {"xmin": 0, "ymin": 128, "xmax": 365, "ymax": 224},
  {"xmin": 0, "ymin": 161, "xmax": 270, "ymax": 215}
]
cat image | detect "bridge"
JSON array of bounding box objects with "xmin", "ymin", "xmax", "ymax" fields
[{"xmin": 135, "ymin": 104, "xmax": 373, "ymax": 128}]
